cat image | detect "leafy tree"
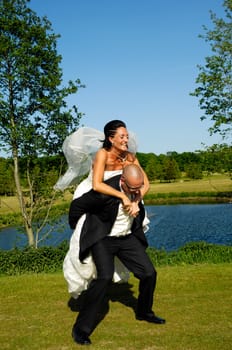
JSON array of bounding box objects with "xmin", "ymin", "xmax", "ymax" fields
[
  {"xmin": 161, "ymin": 158, "xmax": 181, "ymax": 182},
  {"xmin": 0, "ymin": 0, "xmax": 84, "ymax": 246},
  {"xmin": 0, "ymin": 158, "xmax": 15, "ymax": 195},
  {"xmin": 191, "ymin": 0, "xmax": 232, "ymax": 139},
  {"xmin": 136, "ymin": 152, "xmax": 152, "ymax": 169},
  {"xmin": 137, "ymin": 152, "xmax": 164, "ymax": 181},
  {"xmin": 185, "ymin": 163, "xmax": 203, "ymax": 180},
  {"xmin": 199, "ymin": 143, "xmax": 232, "ymax": 174},
  {"xmin": 145, "ymin": 156, "xmax": 157, "ymax": 181},
  {"xmin": 171, "ymin": 151, "xmax": 201, "ymax": 172},
  {"xmin": 220, "ymin": 144, "xmax": 232, "ymax": 174}
]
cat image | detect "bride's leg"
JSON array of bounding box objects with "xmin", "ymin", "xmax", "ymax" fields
[{"xmin": 63, "ymin": 214, "xmax": 97, "ymax": 298}]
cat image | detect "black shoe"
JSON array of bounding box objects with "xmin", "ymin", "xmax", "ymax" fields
[
  {"xmin": 136, "ymin": 312, "xmax": 166, "ymax": 324},
  {"xmin": 72, "ymin": 326, "xmax": 91, "ymax": 345}
]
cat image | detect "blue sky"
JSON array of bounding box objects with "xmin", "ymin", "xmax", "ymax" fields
[{"xmin": 30, "ymin": 0, "xmax": 226, "ymax": 155}]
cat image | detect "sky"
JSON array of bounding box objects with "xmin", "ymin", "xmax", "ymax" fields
[{"xmin": 30, "ymin": 0, "xmax": 227, "ymax": 155}]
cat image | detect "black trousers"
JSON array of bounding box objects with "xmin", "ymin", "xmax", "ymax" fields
[{"xmin": 75, "ymin": 234, "xmax": 157, "ymax": 335}]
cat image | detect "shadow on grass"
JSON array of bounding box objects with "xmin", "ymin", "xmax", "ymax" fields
[{"xmin": 67, "ymin": 282, "xmax": 137, "ymax": 330}]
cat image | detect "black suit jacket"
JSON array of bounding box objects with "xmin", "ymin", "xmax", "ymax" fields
[{"xmin": 69, "ymin": 175, "xmax": 148, "ymax": 261}]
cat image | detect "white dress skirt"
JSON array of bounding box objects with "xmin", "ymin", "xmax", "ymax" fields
[{"xmin": 63, "ymin": 170, "xmax": 132, "ymax": 298}]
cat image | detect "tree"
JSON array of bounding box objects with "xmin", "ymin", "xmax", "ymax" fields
[
  {"xmin": 161, "ymin": 158, "xmax": 181, "ymax": 182},
  {"xmin": 0, "ymin": 157, "xmax": 15, "ymax": 195},
  {"xmin": 0, "ymin": 0, "xmax": 84, "ymax": 246},
  {"xmin": 185, "ymin": 163, "xmax": 203, "ymax": 180},
  {"xmin": 191, "ymin": 0, "xmax": 232, "ymax": 139},
  {"xmin": 145, "ymin": 156, "xmax": 158, "ymax": 182}
]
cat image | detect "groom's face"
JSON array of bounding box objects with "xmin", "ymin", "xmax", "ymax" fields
[{"xmin": 121, "ymin": 177, "xmax": 144, "ymax": 195}]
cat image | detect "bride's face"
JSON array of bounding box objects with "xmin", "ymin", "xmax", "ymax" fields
[{"xmin": 110, "ymin": 127, "xmax": 129, "ymax": 152}]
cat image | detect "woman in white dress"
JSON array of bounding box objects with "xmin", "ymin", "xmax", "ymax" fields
[{"xmin": 55, "ymin": 120, "xmax": 150, "ymax": 298}]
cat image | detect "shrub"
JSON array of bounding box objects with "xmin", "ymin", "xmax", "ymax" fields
[
  {"xmin": 147, "ymin": 241, "xmax": 232, "ymax": 266},
  {"xmin": 0, "ymin": 240, "xmax": 69, "ymax": 275},
  {"xmin": 0, "ymin": 241, "xmax": 232, "ymax": 276}
]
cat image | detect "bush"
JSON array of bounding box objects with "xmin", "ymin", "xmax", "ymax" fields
[
  {"xmin": 147, "ymin": 241, "xmax": 232, "ymax": 266},
  {"xmin": 0, "ymin": 241, "xmax": 232, "ymax": 276},
  {"xmin": 0, "ymin": 240, "xmax": 69, "ymax": 275}
]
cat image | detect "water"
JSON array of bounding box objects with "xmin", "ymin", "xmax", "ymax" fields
[
  {"xmin": 0, "ymin": 216, "xmax": 73, "ymax": 250},
  {"xmin": 146, "ymin": 203, "xmax": 232, "ymax": 251},
  {"xmin": 0, "ymin": 204, "xmax": 231, "ymax": 251}
]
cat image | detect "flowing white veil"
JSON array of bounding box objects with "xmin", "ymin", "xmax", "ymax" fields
[{"xmin": 54, "ymin": 127, "xmax": 138, "ymax": 191}]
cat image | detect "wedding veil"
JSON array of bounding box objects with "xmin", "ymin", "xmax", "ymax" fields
[{"xmin": 54, "ymin": 127, "xmax": 138, "ymax": 191}]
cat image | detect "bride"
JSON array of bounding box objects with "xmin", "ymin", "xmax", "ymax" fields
[{"xmin": 55, "ymin": 120, "xmax": 150, "ymax": 298}]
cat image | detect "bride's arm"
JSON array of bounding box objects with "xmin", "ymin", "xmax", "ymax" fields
[
  {"xmin": 126, "ymin": 157, "xmax": 150, "ymax": 217},
  {"xmin": 133, "ymin": 157, "xmax": 150, "ymax": 198},
  {"xmin": 92, "ymin": 149, "xmax": 132, "ymax": 208}
]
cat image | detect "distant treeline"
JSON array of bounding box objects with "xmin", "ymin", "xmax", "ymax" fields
[
  {"xmin": 137, "ymin": 145, "xmax": 232, "ymax": 182},
  {"xmin": 0, "ymin": 145, "xmax": 231, "ymax": 195}
]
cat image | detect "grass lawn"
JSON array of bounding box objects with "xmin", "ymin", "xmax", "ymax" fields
[
  {"xmin": 0, "ymin": 263, "xmax": 231, "ymax": 350},
  {"xmin": 149, "ymin": 174, "xmax": 232, "ymax": 194},
  {"xmin": 0, "ymin": 191, "xmax": 73, "ymax": 215}
]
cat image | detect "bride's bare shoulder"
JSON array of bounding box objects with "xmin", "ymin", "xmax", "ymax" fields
[
  {"xmin": 94, "ymin": 148, "xmax": 107, "ymax": 160},
  {"xmin": 127, "ymin": 152, "xmax": 136, "ymax": 163}
]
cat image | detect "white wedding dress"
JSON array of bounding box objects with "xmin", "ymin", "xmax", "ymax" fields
[
  {"xmin": 63, "ymin": 169, "xmax": 131, "ymax": 298},
  {"xmin": 54, "ymin": 127, "xmax": 149, "ymax": 299}
]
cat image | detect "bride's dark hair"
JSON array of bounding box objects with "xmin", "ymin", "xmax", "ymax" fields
[{"xmin": 102, "ymin": 120, "xmax": 127, "ymax": 150}]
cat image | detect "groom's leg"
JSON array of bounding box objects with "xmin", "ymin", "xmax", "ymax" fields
[{"xmin": 117, "ymin": 235, "xmax": 157, "ymax": 315}]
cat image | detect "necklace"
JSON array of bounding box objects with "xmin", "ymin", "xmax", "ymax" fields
[
  {"xmin": 117, "ymin": 154, "xmax": 127, "ymax": 163},
  {"xmin": 112, "ymin": 150, "xmax": 128, "ymax": 163}
]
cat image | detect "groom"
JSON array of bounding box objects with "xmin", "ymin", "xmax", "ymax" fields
[{"xmin": 69, "ymin": 164, "xmax": 165, "ymax": 345}]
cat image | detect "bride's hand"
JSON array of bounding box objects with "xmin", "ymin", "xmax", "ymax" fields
[
  {"xmin": 123, "ymin": 201, "xmax": 140, "ymax": 217},
  {"xmin": 122, "ymin": 195, "xmax": 137, "ymax": 216},
  {"xmin": 130, "ymin": 202, "xmax": 140, "ymax": 217},
  {"xmin": 122, "ymin": 195, "xmax": 132, "ymax": 209}
]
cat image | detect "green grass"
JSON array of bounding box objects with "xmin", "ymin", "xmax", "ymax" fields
[
  {"xmin": 149, "ymin": 175, "xmax": 232, "ymax": 194},
  {"xmin": 145, "ymin": 175, "xmax": 232, "ymax": 204},
  {"xmin": 1, "ymin": 263, "xmax": 232, "ymax": 349}
]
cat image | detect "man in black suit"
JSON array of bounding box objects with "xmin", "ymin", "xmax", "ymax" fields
[{"xmin": 69, "ymin": 164, "xmax": 165, "ymax": 345}]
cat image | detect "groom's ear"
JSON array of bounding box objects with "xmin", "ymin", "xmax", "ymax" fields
[
  {"xmin": 120, "ymin": 175, "xmax": 126, "ymax": 190},
  {"xmin": 121, "ymin": 175, "xmax": 125, "ymax": 183}
]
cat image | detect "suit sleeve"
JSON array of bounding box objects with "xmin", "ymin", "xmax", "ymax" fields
[
  {"xmin": 69, "ymin": 190, "xmax": 106, "ymax": 229},
  {"xmin": 69, "ymin": 174, "xmax": 122, "ymax": 229}
]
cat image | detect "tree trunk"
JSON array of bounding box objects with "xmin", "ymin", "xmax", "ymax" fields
[{"xmin": 13, "ymin": 154, "xmax": 35, "ymax": 247}]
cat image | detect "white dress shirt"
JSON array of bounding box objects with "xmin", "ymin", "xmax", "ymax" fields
[
  {"xmin": 109, "ymin": 185, "xmax": 134, "ymax": 237},
  {"xmin": 108, "ymin": 202, "xmax": 134, "ymax": 237}
]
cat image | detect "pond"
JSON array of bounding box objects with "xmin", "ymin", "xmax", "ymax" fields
[
  {"xmin": 0, "ymin": 203, "xmax": 231, "ymax": 251},
  {"xmin": 145, "ymin": 203, "xmax": 232, "ymax": 251}
]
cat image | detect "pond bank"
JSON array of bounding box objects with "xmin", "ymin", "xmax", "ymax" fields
[{"xmin": 1, "ymin": 192, "xmax": 232, "ymax": 230}]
